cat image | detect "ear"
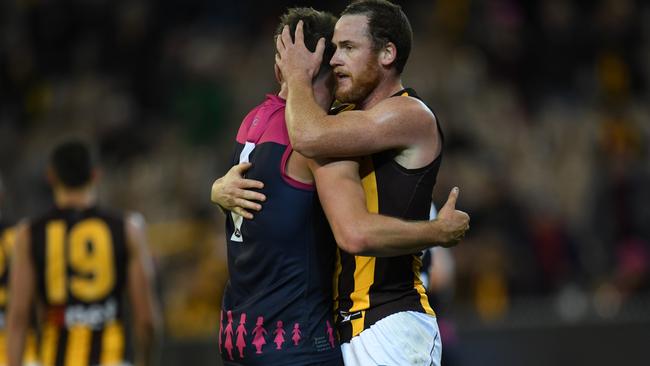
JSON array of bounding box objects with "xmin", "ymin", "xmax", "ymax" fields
[
  {"xmin": 274, "ymin": 62, "xmax": 283, "ymax": 84},
  {"xmin": 379, "ymin": 42, "xmax": 397, "ymax": 68}
]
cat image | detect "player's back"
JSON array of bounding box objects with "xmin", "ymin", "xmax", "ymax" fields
[
  {"xmin": 29, "ymin": 207, "xmax": 130, "ymax": 366},
  {"xmin": 221, "ymin": 95, "xmax": 341, "ymax": 365}
]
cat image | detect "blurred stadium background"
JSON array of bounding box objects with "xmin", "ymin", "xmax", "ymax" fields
[{"xmin": 1, "ymin": 0, "xmax": 649, "ymax": 365}]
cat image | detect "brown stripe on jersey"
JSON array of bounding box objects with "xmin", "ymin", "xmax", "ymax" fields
[
  {"xmin": 54, "ymin": 327, "xmax": 68, "ymax": 366},
  {"xmin": 332, "ymin": 249, "xmax": 342, "ymax": 318},
  {"xmin": 89, "ymin": 328, "xmax": 103, "ymax": 365}
]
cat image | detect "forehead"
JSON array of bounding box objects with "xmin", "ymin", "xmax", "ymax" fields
[{"xmin": 333, "ymin": 14, "xmax": 370, "ymax": 43}]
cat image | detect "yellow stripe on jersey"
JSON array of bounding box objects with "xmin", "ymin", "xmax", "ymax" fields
[
  {"xmin": 24, "ymin": 331, "xmax": 39, "ymax": 364},
  {"xmin": 45, "ymin": 220, "xmax": 67, "ymax": 304},
  {"xmin": 412, "ymin": 255, "xmax": 435, "ymax": 316},
  {"xmin": 66, "ymin": 325, "xmax": 92, "ymax": 366},
  {"xmin": 0, "ymin": 331, "xmax": 5, "ymax": 365},
  {"xmin": 348, "ymin": 157, "xmax": 380, "ymax": 337},
  {"xmin": 101, "ymin": 321, "xmax": 125, "ymax": 365},
  {"xmin": 40, "ymin": 322, "xmax": 58, "ymax": 366}
]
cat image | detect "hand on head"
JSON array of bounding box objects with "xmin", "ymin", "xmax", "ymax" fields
[{"xmin": 275, "ymin": 20, "xmax": 326, "ymax": 83}]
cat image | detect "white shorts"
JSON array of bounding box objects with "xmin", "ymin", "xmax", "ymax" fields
[{"xmin": 341, "ymin": 311, "xmax": 441, "ymax": 366}]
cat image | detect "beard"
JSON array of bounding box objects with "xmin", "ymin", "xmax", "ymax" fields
[{"xmin": 334, "ymin": 58, "xmax": 381, "ymax": 104}]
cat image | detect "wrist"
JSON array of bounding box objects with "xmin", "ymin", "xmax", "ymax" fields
[{"xmin": 286, "ymin": 71, "xmax": 312, "ymax": 86}]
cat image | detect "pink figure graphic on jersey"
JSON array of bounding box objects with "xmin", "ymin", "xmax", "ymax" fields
[
  {"xmin": 291, "ymin": 323, "xmax": 302, "ymax": 346},
  {"xmin": 273, "ymin": 321, "xmax": 286, "ymax": 350},
  {"xmin": 224, "ymin": 311, "xmax": 234, "ymax": 360},
  {"xmin": 236, "ymin": 313, "xmax": 248, "ymax": 358},
  {"xmin": 218, "ymin": 310, "xmax": 224, "ymax": 354},
  {"xmin": 326, "ymin": 320, "xmax": 335, "ymax": 349},
  {"xmin": 251, "ymin": 316, "xmax": 267, "ymax": 354}
]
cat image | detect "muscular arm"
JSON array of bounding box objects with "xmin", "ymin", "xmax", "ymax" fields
[
  {"xmin": 286, "ymin": 80, "xmax": 438, "ymax": 159},
  {"xmin": 7, "ymin": 222, "xmax": 34, "ymax": 366},
  {"xmin": 309, "ymin": 159, "xmax": 468, "ymax": 257},
  {"xmin": 276, "ymin": 22, "xmax": 438, "ymax": 159},
  {"xmin": 125, "ymin": 214, "xmax": 161, "ymax": 366}
]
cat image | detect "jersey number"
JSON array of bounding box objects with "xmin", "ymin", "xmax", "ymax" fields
[{"xmin": 45, "ymin": 219, "xmax": 115, "ymax": 304}]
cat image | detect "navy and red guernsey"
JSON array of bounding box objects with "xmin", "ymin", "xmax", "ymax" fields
[{"xmin": 219, "ymin": 94, "xmax": 342, "ymax": 366}]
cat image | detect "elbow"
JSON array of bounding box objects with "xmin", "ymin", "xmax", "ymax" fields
[
  {"xmin": 335, "ymin": 226, "xmax": 370, "ymax": 256},
  {"xmin": 289, "ymin": 130, "xmax": 323, "ymax": 159}
]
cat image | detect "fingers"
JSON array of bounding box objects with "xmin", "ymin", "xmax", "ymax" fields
[
  {"xmin": 237, "ymin": 187, "xmax": 266, "ymax": 203},
  {"xmin": 314, "ymin": 37, "xmax": 325, "ymax": 59},
  {"xmin": 276, "ymin": 31, "xmax": 285, "ymax": 55},
  {"xmin": 441, "ymin": 186, "xmax": 459, "ymax": 211},
  {"xmin": 281, "ymin": 24, "xmax": 292, "ymax": 50},
  {"xmin": 240, "ymin": 178, "xmax": 265, "ymax": 190},
  {"xmin": 295, "ymin": 20, "xmax": 304, "ymax": 46},
  {"xmin": 232, "ymin": 207, "xmax": 254, "ymax": 220},
  {"xmin": 232, "ymin": 162, "xmax": 252, "ymax": 175}
]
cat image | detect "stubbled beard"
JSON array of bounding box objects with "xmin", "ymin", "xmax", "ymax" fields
[{"xmin": 335, "ymin": 60, "xmax": 381, "ymax": 104}]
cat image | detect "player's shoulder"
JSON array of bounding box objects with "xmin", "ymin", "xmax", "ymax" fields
[{"xmin": 374, "ymin": 93, "xmax": 436, "ymax": 126}]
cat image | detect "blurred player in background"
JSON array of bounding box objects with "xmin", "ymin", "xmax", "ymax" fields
[
  {"xmin": 0, "ymin": 174, "xmax": 39, "ymax": 366},
  {"xmin": 7, "ymin": 140, "xmax": 160, "ymax": 366}
]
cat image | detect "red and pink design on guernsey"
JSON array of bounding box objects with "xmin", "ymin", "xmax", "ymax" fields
[
  {"xmin": 236, "ymin": 313, "xmax": 248, "ymax": 358},
  {"xmin": 223, "ymin": 311, "xmax": 235, "ymax": 360},
  {"xmin": 273, "ymin": 320, "xmax": 286, "ymax": 350},
  {"xmin": 252, "ymin": 316, "xmax": 268, "ymax": 354},
  {"xmin": 326, "ymin": 320, "xmax": 335, "ymax": 349},
  {"xmin": 291, "ymin": 323, "xmax": 302, "ymax": 346}
]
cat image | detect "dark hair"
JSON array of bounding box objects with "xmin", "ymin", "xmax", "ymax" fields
[
  {"xmin": 50, "ymin": 140, "xmax": 95, "ymax": 188},
  {"xmin": 342, "ymin": 0, "xmax": 412, "ymax": 74},
  {"xmin": 275, "ymin": 7, "xmax": 337, "ymax": 78}
]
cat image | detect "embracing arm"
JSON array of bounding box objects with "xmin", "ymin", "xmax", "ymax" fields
[
  {"xmin": 276, "ymin": 22, "xmax": 438, "ymax": 159},
  {"xmin": 309, "ymin": 159, "xmax": 469, "ymax": 257},
  {"xmin": 7, "ymin": 222, "xmax": 34, "ymax": 366},
  {"xmin": 211, "ymin": 163, "xmax": 266, "ymax": 219}
]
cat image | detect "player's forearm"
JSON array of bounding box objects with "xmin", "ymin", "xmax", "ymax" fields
[
  {"xmin": 338, "ymin": 214, "xmax": 444, "ymax": 257},
  {"xmin": 134, "ymin": 320, "xmax": 155, "ymax": 366},
  {"xmin": 285, "ymin": 76, "xmax": 329, "ymax": 157},
  {"xmin": 7, "ymin": 312, "xmax": 28, "ymax": 366}
]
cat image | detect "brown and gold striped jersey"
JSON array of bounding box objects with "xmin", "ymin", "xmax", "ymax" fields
[
  {"xmin": 30, "ymin": 207, "xmax": 130, "ymax": 366},
  {"xmin": 333, "ymin": 88, "xmax": 443, "ymax": 343}
]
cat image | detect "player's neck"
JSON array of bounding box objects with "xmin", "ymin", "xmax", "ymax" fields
[
  {"xmin": 54, "ymin": 187, "xmax": 96, "ymax": 210},
  {"xmin": 358, "ymin": 76, "xmax": 403, "ymax": 110}
]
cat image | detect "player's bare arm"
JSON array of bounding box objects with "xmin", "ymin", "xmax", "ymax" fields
[
  {"xmin": 276, "ymin": 22, "xmax": 439, "ymax": 159},
  {"xmin": 125, "ymin": 213, "xmax": 161, "ymax": 366},
  {"xmin": 309, "ymin": 159, "xmax": 469, "ymax": 257},
  {"xmin": 7, "ymin": 222, "xmax": 34, "ymax": 366},
  {"xmin": 210, "ymin": 162, "xmax": 266, "ymax": 219}
]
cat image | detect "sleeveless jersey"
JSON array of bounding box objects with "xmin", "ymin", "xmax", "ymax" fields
[
  {"xmin": 0, "ymin": 222, "xmax": 39, "ymax": 366},
  {"xmin": 334, "ymin": 88, "xmax": 443, "ymax": 343},
  {"xmin": 30, "ymin": 207, "xmax": 130, "ymax": 366},
  {"xmin": 220, "ymin": 94, "xmax": 342, "ymax": 365}
]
